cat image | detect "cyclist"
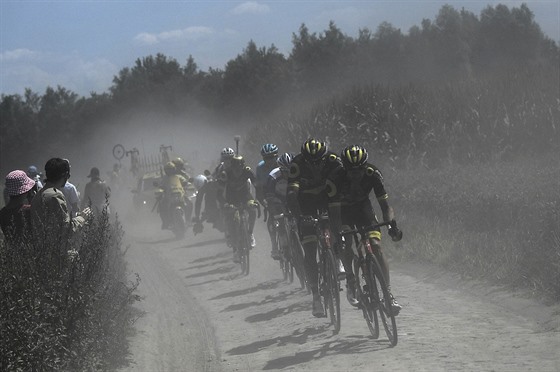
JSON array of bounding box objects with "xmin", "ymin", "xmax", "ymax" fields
[
  {"xmin": 328, "ymin": 145, "xmax": 403, "ymax": 313},
  {"xmin": 214, "ymin": 147, "xmax": 235, "ymax": 239},
  {"xmin": 218, "ymin": 155, "xmax": 258, "ymax": 263},
  {"xmin": 287, "ymin": 138, "xmax": 343, "ymax": 317},
  {"xmin": 193, "ymin": 174, "xmax": 222, "ymax": 234},
  {"xmin": 213, "ymin": 147, "xmax": 235, "ymax": 179},
  {"xmin": 156, "ymin": 162, "xmax": 188, "ymax": 230},
  {"xmin": 256, "ymin": 144, "xmax": 280, "ymax": 258},
  {"xmin": 264, "ymin": 152, "xmax": 293, "ymax": 260}
]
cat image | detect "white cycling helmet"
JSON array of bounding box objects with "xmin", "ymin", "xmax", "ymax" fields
[
  {"xmin": 221, "ymin": 147, "xmax": 235, "ymax": 160},
  {"xmin": 193, "ymin": 174, "xmax": 208, "ymax": 190}
]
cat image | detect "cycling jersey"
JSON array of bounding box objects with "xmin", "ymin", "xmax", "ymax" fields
[
  {"xmin": 220, "ymin": 166, "xmax": 256, "ymax": 206},
  {"xmin": 255, "ymin": 158, "xmax": 278, "ymax": 204},
  {"xmin": 264, "ymin": 167, "xmax": 289, "ymax": 215},
  {"xmin": 286, "ymin": 151, "xmax": 342, "ymax": 216},
  {"xmin": 327, "ymin": 162, "xmax": 388, "ymax": 205}
]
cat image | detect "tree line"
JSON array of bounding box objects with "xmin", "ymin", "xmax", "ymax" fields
[{"xmin": 1, "ymin": 3, "xmax": 558, "ymax": 170}]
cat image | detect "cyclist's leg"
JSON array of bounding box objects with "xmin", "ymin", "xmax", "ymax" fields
[
  {"xmin": 247, "ymin": 203, "xmax": 257, "ymax": 247},
  {"xmin": 267, "ymin": 210, "xmax": 279, "ymax": 258}
]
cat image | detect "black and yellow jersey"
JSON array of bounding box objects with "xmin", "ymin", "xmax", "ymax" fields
[
  {"xmin": 326, "ymin": 162, "xmax": 388, "ymax": 204},
  {"xmin": 287, "ymin": 151, "xmax": 342, "ymax": 202}
]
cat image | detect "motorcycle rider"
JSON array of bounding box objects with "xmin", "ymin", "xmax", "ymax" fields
[
  {"xmin": 156, "ymin": 162, "xmax": 188, "ymax": 230},
  {"xmin": 287, "ymin": 138, "xmax": 344, "ymax": 317},
  {"xmin": 264, "ymin": 153, "xmax": 293, "ymax": 260},
  {"xmin": 218, "ymin": 155, "xmax": 258, "ymax": 263},
  {"xmin": 328, "ymin": 145, "xmax": 403, "ymax": 313},
  {"xmin": 171, "ymin": 157, "xmax": 195, "ymax": 224}
]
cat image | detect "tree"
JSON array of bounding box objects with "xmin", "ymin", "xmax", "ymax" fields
[{"xmin": 222, "ymin": 40, "xmax": 290, "ymax": 115}]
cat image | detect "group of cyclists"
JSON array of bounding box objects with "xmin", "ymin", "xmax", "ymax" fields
[{"xmin": 188, "ymin": 138, "xmax": 403, "ymax": 319}]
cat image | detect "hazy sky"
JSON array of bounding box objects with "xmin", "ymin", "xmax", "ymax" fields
[{"xmin": 1, "ymin": 1, "xmax": 558, "ymax": 97}]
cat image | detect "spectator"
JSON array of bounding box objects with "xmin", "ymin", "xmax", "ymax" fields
[
  {"xmin": 30, "ymin": 158, "xmax": 89, "ymax": 244},
  {"xmin": 27, "ymin": 165, "xmax": 44, "ymax": 190},
  {"xmin": 81, "ymin": 167, "xmax": 111, "ymax": 216},
  {"xmin": 62, "ymin": 181, "xmax": 80, "ymax": 217},
  {"xmin": 0, "ymin": 170, "xmax": 36, "ymax": 244}
]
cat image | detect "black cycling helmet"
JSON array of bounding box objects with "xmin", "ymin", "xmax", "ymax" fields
[
  {"xmin": 276, "ymin": 152, "xmax": 293, "ymax": 170},
  {"xmin": 261, "ymin": 143, "xmax": 279, "ymax": 157},
  {"xmin": 341, "ymin": 145, "xmax": 368, "ymax": 168},
  {"xmin": 301, "ymin": 138, "xmax": 327, "ymax": 161}
]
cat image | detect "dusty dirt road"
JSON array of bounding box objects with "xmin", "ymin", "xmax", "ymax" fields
[{"xmin": 119, "ymin": 213, "xmax": 559, "ymax": 372}]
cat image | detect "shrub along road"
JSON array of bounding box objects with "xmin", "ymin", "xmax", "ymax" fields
[{"xmin": 119, "ymin": 214, "xmax": 559, "ymax": 371}]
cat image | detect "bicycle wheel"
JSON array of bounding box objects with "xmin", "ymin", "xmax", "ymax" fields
[
  {"xmin": 239, "ymin": 221, "xmax": 250, "ymax": 275},
  {"xmin": 368, "ymin": 255, "xmax": 397, "ymax": 346},
  {"xmin": 276, "ymin": 232, "xmax": 288, "ymax": 280},
  {"xmin": 113, "ymin": 144, "xmax": 125, "ymax": 160},
  {"xmin": 354, "ymin": 256, "xmax": 379, "ymax": 339},
  {"xmin": 324, "ymin": 249, "xmax": 341, "ymax": 334},
  {"xmin": 281, "ymin": 224, "xmax": 295, "ymax": 283},
  {"xmin": 290, "ymin": 230, "xmax": 307, "ymax": 290}
]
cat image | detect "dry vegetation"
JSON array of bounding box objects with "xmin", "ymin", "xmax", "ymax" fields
[{"xmin": 0, "ymin": 211, "xmax": 140, "ymax": 371}]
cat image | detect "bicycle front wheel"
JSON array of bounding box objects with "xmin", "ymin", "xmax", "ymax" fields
[
  {"xmin": 324, "ymin": 249, "xmax": 341, "ymax": 334},
  {"xmin": 368, "ymin": 255, "xmax": 397, "ymax": 346},
  {"xmin": 289, "ymin": 230, "xmax": 307, "ymax": 290},
  {"xmin": 240, "ymin": 224, "xmax": 250, "ymax": 275},
  {"xmin": 354, "ymin": 256, "xmax": 379, "ymax": 339}
]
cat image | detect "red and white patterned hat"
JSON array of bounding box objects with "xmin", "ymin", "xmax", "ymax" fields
[{"xmin": 5, "ymin": 170, "xmax": 36, "ymax": 196}]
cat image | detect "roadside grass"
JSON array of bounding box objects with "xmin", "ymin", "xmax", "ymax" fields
[
  {"xmin": 389, "ymin": 153, "xmax": 560, "ymax": 301},
  {"xmin": 0, "ymin": 210, "xmax": 140, "ymax": 371}
]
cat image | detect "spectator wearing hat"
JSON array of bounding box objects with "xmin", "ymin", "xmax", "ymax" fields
[
  {"xmin": 31, "ymin": 158, "xmax": 90, "ymax": 244},
  {"xmin": 0, "ymin": 170, "xmax": 36, "ymax": 244},
  {"xmin": 81, "ymin": 167, "xmax": 111, "ymax": 216}
]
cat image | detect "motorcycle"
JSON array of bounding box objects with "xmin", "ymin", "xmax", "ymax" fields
[{"xmin": 155, "ymin": 189, "xmax": 187, "ymax": 239}]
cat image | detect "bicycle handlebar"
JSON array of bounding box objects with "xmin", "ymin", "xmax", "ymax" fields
[{"xmin": 339, "ymin": 220, "xmax": 402, "ymax": 242}]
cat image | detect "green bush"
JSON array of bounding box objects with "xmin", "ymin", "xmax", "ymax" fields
[{"xmin": 0, "ymin": 210, "xmax": 140, "ymax": 371}]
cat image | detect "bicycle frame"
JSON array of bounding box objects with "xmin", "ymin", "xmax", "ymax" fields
[
  {"xmin": 301, "ymin": 212, "xmax": 341, "ymax": 334},
  {"xmin": 340, "ymin": 221, "xmax": 398, "ymax": 346},
  {"xmin": 274, "ymin": 213, "xmax": 306, "ymax": 288},
  {"xmin": 228, "ymin": 204, "xmax": 253, "ymax": 275}
]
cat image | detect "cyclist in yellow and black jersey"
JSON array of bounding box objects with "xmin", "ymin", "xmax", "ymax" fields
[
  {"xmin": 287, "ymin": 138, "xmax": 344, "ymax": 317},
  {"xmin": 327, "ymin": 144, "xmax": 403, "ymax": 314},
  {"xmin": 218, "ymin": 155, "xmax": 258, "ymax": 262}
]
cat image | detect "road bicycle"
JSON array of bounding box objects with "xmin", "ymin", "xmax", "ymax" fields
[
  {"xmin": 340, "ymin": 221, "xmax": 401, "ymax": 346},
  {"xmin": 272, "ymin": 212, "xmax": 306, "ymax": 289},
  {"xmin": 227, "ymin": 202, "xmax": 260, "ymax": 275},
  {"xmin": 301, "ymin": 212, "xmax": 341, "ymax": 334}
]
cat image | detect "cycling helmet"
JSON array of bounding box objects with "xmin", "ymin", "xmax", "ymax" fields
[
  {"xmin": 221, "ymin": 147, "xmax": 235, "ymax": 161},
  {"xmin": 277, "ymin": 152, "xmax": 293, "ymax": 170},
  {"xmin": 230, "ymin": 155, "xmax": 245, "ymax": 169},
  {"xmin": 193, "ymin": 174, "xmax": 207, "ymax": 190},
  {"xmin": 341, "ymin": 145, "xmax": 368, "ymax": 167},
  {"xmin": 261, "ymin": 143, "xmax": 279, "ymax": 157},
  {"xmin": 301, "ymin": 138, "xmax": 327, "ymax": 161},
  {"xmin": 163, "ymin": 161, "xmax": 176, "ymax": 175}
]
